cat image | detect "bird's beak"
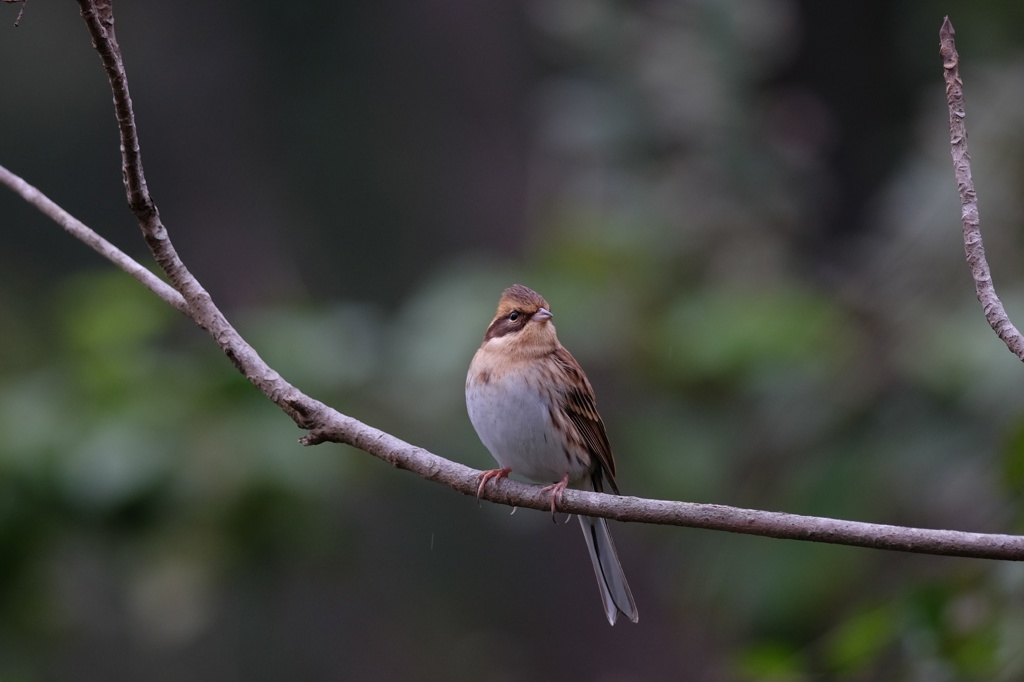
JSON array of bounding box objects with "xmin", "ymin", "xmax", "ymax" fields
[{"xmin": 534, "ymin": 308, "xmax": 552, "ymax": 322}]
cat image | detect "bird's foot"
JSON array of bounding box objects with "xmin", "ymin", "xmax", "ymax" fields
[
  {"xmin": 539, "ymin": 473, "xmax": 570, "ymax": 522},
  {"xmin": 476, "ymin": 468, "xmax": 511, "ymax": 503}
]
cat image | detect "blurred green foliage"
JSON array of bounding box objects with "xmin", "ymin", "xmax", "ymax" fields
[{"xmin": 5, "ymin": 0, "xmax": 1024, "ymax": 680}]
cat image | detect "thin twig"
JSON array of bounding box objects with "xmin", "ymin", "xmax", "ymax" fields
[
  {"xmin": 4, "ymin": 3, "xmax": 1022, "ymax": 562},
  {"xmin": 2, "ymin": 0, "xmax": 26, "ymax": 28},
  {"xmin": 940, "ymin": 16, "xmax": 1024, "ymax": 360},
  {"xmin": 0, "ymin": 165, "xmax": 187, "ymax": 313}
]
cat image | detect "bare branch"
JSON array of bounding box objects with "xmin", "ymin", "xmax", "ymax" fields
[
  {"xmin": 2, "ymin": 0, "xmax": 27, "ymax": 28},
  {"xmin": 75, "ymin": 0, "xmax": 313, "ymax": 427},
  {"xmin": 940, "ymin": 16, "xmax": 1024, "ymax": 360},
  {"xmin": 303, "ymin": 411, "xmax": 1024, "ymax": 560},
  {"xmin": 5, "ymin": 3, "xmax": 1022, "ymax": 563},
  {"xmin": 0, "ymin": 165, "xmax": 188, "ymax": 313}
]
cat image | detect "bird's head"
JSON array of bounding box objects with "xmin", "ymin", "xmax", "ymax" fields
[{"xmin": 481, "ymin": 284, "xmax": 559, "ymax": 358}]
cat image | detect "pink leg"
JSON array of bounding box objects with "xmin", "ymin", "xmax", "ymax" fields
[
  {"xmin": 476, "ymin": 467, "xmax": 511, "ymax": 501},
  {"xmin": 539, "ymin": 473, "xmax": 570, "ymax": 521}
]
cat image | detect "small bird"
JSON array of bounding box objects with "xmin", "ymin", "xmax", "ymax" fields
[{"xmin": 466, "ymin": 284, "xmax": 638, "ymax": 625}]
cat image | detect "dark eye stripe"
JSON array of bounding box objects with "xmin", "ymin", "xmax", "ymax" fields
[{"xmin": 484, "ymin": 311, "xmax": 528, "ymax": 341}]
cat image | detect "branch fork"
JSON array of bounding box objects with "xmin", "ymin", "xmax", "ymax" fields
[{"xmin": 0, "ymin": 8, "xmax": 1020, "ymax": 561}]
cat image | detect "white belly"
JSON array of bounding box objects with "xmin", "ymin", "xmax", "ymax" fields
[{"xmin": 466, "ymin": 370, "xmax": 585, "ymax": 484}]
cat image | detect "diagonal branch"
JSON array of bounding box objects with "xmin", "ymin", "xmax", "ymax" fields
[
  {"xmin": 940, "ymin": 16, "xmax": 1024, "ymax": 360},
  {"xmin": 0, "ymin": 164, "xmax": 187, "ymax": 313},
  {"xmin": 3, "ymin": 0, "xmax": 27, "ymax": 28},
  {"xmin": 3, "ymin": 2, "xmax": 1022, "ymax": 562},
  {"xmin": 76, "ymin": 0, "xmax": 314, "ymax": 428},
  {"xmin": 306, "ymin": 409, "xmax": 1024, "ymax": 560}
]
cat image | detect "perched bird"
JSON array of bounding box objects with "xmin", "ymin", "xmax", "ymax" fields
[{"xmin": 466, "ymin": 284, "xmax": 638, "ymax": 625}]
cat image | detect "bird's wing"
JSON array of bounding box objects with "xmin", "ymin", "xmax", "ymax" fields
[{"xmin": 551, "ymin": 346, "xmax": 619, "ymax": 493}]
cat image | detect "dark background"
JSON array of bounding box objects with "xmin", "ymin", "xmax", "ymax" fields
[{"xmin": 4, "ymin": 1, "xmax": 1024, "ymax": 679}]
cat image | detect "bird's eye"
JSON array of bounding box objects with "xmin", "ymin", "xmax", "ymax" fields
[{"xmin": 508, "ymin": 311, "xmax": 520, "ymax": 322}]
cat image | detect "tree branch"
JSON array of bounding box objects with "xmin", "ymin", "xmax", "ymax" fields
[
  {"xmin": 2, "ymin": 0, "xmax": 27, "ymax": 28},
  {"xmin": 940, "ymin": 16, "xmax": 1024, "ymax": 360},
  {"xmin": 304, "ymin": 409, "xmax": 1024, "ymax": 560},
  {"xmin": 75, "ymin": 0, "xmax": 314, "ymax": 428},
  {"xmin": 0, "ymin": 164, "xmax": 187, "ymax": 313},
  {"xmin": 3, "ymin": 3, "xmax": 1022, "ymax": 562}
]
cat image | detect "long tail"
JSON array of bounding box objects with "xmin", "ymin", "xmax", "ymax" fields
[{"xmin": 578, "ymin": 515, "xmax": 638, "ymax": 625}]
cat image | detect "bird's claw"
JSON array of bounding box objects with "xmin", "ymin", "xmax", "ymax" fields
[
  {"xmin": 476, "ymin": 468, "xmax": 511, "ymax": 505},
  {"xmin": 539, "ymin": 474, "xmax": 570, "ymax": 523}
]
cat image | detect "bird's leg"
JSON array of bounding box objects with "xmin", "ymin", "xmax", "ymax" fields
[
  {"xmin": 476, "ymin": 467, "xmax": 511, "ymax": 503},
  {"xmin": 539, "ymin": 473, "xmax": 570, "ymax": 522}
]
